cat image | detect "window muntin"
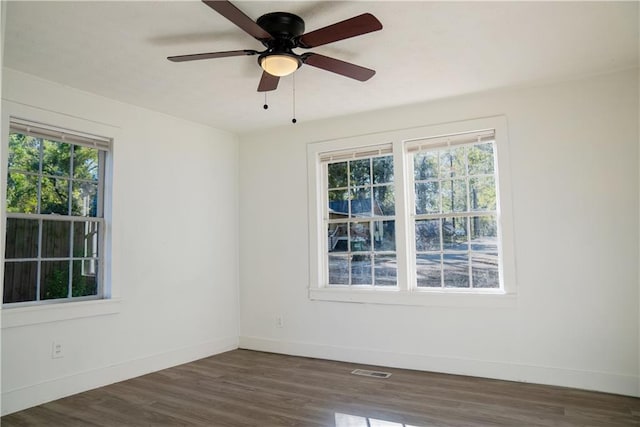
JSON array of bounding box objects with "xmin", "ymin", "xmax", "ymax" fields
[
  {"xmin": 325, "ymin": 152, "xmax": 397, "ymax": 287},
  {"xmin": 411, "ymin": 136, "xmax": 500, "ymax": 289},
  {"xmin": 4, "ymin": 122, "xmax": 108, "ymax": 305}
]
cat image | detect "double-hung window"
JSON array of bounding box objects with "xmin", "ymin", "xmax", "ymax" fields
[
  {"xmin": 3, "ymin": 119, "xmax": 110, "ymax": 306},
  {"xmin": 324, "ymin": 146, "xmax": 397, "ymax": 287},
  {"xmin": 308, "ymin": 117, "xmax": 516, "ymax": 306},
  {"xmin": 408, "ymin": 131, "xmax": 500, "ymax": 289}
]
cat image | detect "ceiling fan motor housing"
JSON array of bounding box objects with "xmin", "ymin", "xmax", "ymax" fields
[
  {"xmin": 256, "ymin": 12, "xmax": 305, "ymax": 73},
  {"xmin": 257, "ymin": 12, "xmax": 305, "ymax": 40}
]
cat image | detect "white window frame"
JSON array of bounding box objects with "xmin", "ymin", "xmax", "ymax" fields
[
  {"xmin": 308, "ymin": 116, "xmax": 516, "ymax": 307},
  {"xmin": 1, "ymin": 101, "xmax": 120, "ymax": 328}
]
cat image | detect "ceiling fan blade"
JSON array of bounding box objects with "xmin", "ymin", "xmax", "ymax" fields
[
  {"xmin": 257, "ymin": 71, "xmax": 279, "ymax": 92},
  {"xmin": 202, "ymin": 1, "xmax": 273, "ymax": 41},
  {"xmin": 298, "ymin": 13, "xmax": 382, "ymax": 48},
  {"xmin": 302, "ymin": 53, "xmax": 375, "ymax": 82},
  {"xmin": 167, "ymin": 49, "xmax": 258, "ymax": 62}
]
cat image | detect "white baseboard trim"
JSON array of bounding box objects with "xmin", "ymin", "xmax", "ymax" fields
[
  {"xmin": 239, "ymin": 336, "xmax": 639, "ymax": 397},
  {"xmin": 2, "ymin": 336, "xmax": 239, "ymax": 416}
]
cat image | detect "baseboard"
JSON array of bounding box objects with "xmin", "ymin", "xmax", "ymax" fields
[
  {"xmin": 1, "ymin": 336, "xmax": 238, "ymax": 416},
  {"xmin": 239, "ymin": 336, "xmax": 639, "ymax": 397}
]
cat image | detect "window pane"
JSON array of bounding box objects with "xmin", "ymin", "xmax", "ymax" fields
[
  {"xmin": 350, "ymin": 159, "xmax": 370, "ymax": 186},
  {"xmin": 72, "ymin": 260, "xmax": 98, "ymax": 297},
  {"xmin": 40, "ymin": 260, "xmax": 70, "ymax": 300},
  {"xmin": 351, "ymin": 254, "xmax": 372, "ymax": 284},
  {"xmin": 472, "ymin": 253, "xmax": 499, "ymax": 288},
  {"xmin": 416, "ymin": 254, "xmax": 441, "ymax": 287},
  {"xmin": 71, "ymin": 181, "xmax": 99, "ymax": 217},
  {"xmin": 3, "ymin": 262, "xmax": 37, "ymax": 303},
  {"xmin": 442, "ymin": 179, "xmax": 467, "ymax": 213},
  {"xmin": 8, "ymin": 134, "xmax": 40, "ymax": 173},
  {"xmin": 414, "ymin": 151, "xmax": 438, "ymax": 180},
  {"xmin": 372, "ymin": 156, "xmax": 393, "ymax": 184},
  {"xmin": 443, "ymin": 253, "xmax": 469, "ymax": 288},
  {"xmin": 439, "ymin": 147, "xmax": 466, "ymax": 178},
  {"xmin": 42, "ymin": 220, "xmax": 71, "ymax": 258},
  {"xmin": 442, "ymin": 217, "xmax": 468, "ymax": 251},
  {"xmin": 374, "ymin": 254, "xmax": 396, "ymax": 286},
  {"xmin": 470, "ymin": 216, "xmax": 498, "ymax": 252},
  {"xmin": 73, "ymin": 221, "xmax": 100, "ymax": 258},
  {"xmin": 373, "ymin": 220, "xmax": 395, "ymax": 251},
  {"xmin": 350, "ymin": 188, "xmax": 371, "ymax": 218},
  {"xmin": 6, "ymin": 173, "xmax": 38, "ymax": 214},
  {"xmin": 415, "ymin": 181, "xmax": 439, "ymax": 214},
  {"xmin": 328, "ymin": 255, "xmax": 349, "ymax": 285},
  {"xmin": 328, "ymin": 223, "xmax": 348, "ymax": 253},
  {"xmin": 468, "ymin": 143, "xmax": 495, "ymax": 175},
  {"xmin": 328, "ymin": 162, "xmax": 347, "ymax": 189},
  {"xmin": 328, "ymin": 189, "xmax": 348, "ymax": 217},
  {"xmin": 5, "ymin": 218, "xmax": 39, "ymax": 259},
  {"xmin": 41, "ymin": 177, "xmax": 69, "ymax": 214},
  {"xmin": 470, "ymin": 176, "xmax": 496, "ymax": 211},
  {"xmin": 373, "ymin": 185, "xmax": 394, "ymax": 216},
  {"xmin": 42, "ymin": 140, "xmax": 71, "ymax": 177},
  {"xmin": 350, "ymin": 222, "xmax": 371, "ymax": 252},
  {"xmin": 415, "ymin": 219, "xmax": 440, "ymax": 251},
  {"xmin": 73, "ymin": 146, "xmax": 100, "ymax": 180}
]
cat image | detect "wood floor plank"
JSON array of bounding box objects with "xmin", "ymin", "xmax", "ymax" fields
[{"xmin": 2, "ymin": 349, "xmax": 639, "ymax": 426}]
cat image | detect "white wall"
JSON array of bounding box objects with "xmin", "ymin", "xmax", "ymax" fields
[
  {"xmin": 238, "ymin": 68, "xmax": 639, "ymax": 396},
  {"xmin": 0, "ymin": 68, "xmax": 240, "ymax": 415}
]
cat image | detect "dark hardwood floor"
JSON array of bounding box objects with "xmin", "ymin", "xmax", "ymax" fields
[{"xmin": 2, "ymin": 349, "xmax": 639, "ymax": 426}]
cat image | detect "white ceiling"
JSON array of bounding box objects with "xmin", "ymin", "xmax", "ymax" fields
[{"xmin": 4, "ymin": 1, "xmax": 638, "ymax": 134}]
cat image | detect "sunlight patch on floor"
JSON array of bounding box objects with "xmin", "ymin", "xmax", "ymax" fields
[{"xmin": 335, "ymin": 412, "xmax": 420, "ymax": 427}]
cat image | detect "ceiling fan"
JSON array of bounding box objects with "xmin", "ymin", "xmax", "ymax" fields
[{"xmin": 168, "ymin": 0, "xmax": 383, "ymax": 92}]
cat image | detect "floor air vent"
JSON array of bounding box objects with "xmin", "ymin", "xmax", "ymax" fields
[{"xmin": 351, "ymin": 369, "xmax": 392, "ymax": 379}]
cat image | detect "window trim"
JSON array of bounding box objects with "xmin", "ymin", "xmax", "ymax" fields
[
  {"xmin": 1, "ymin": 100, "xmax": 120, "ymax": 325},
  {"xmin": 307, "ymin": 116, "xmax": 516, "ymax": 307},
  {"xmin": 2, "ymin": 297, "xmax": 121, "ymax": 328}
]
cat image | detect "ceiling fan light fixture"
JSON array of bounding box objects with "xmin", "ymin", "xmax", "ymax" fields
[{"xmin": 260, "ymin": 54, "xmax": 300, "ymax": 77}]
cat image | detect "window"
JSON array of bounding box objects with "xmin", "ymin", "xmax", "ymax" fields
[
  {"xmin": 324, "ymin": 146, "xmax": 397, "ymax": 287},
  {"xmin": 308, "ymin": 117, "xmax": 516, "ymax": 306},
  {"xmin": 409, "ymin": 131, "xmax": 499, "ymax": 289},
  {"xmin": 3, "ymin": 119, "xmax": 110, "ymax": 306}
]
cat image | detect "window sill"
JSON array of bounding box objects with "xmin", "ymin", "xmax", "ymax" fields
[
  {"xmin": 308, "ymin": 288, "xmax": 517, "ymax": 308},
  {"xmin": 2, "ymin": 298, "xmax": 121, "ymax": 329}
]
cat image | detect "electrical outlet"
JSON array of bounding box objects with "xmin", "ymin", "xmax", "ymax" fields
[
  {"xmin": 52, "ymin": 341, "xmax": 64, "ymax": 359},
  {"xmin": 276, "ymin": 315, "xmax": 284, "ymax": 328}
]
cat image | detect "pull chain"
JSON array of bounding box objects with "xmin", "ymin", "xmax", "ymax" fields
[
  {"xmin": 263, "ymin": 92, "xmax": 268, "ymax": 110},
  {"xmin": 292, "ymin": 73, "xmax": 297, "ymax": 124}
]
